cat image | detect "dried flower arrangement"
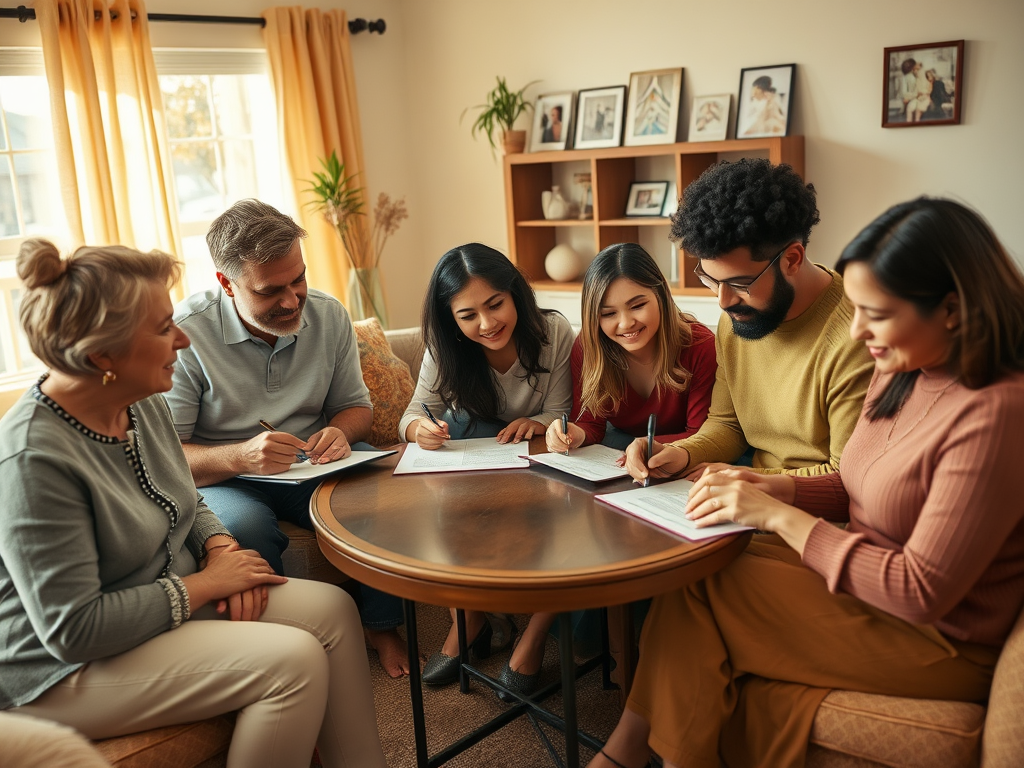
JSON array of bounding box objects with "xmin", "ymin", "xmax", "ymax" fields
[{"xmin": 304, "ymin": 151, "xmax": 408, "ymax": 324}]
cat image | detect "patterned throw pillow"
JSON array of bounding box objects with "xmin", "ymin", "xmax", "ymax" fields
[{"xmin": 353, "ymin": 318, "xmax": 416, "ymax": 448}]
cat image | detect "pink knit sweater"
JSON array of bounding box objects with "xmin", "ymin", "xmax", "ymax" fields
[{"xmin": 796, "ymin": 368, "xmax": 1024, "ymax": 647}]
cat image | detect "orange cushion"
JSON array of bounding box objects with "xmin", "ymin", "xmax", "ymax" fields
[
  {"xmin": 92, "ymin": 715, "xmax": 233, "ymax": 768},
  {"xmin": 353, "ymin": 317, "xmax": 415, "ymax": 447}
]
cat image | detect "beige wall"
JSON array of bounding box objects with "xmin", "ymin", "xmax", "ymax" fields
[{"xmin": 4, "ymin": 0, "xmax": 1022, "ymax": 329}]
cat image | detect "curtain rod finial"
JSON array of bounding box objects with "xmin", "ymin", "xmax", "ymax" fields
[{"xmin": 348, "ymin": 18, "xmax": 386, "ymax": 35}]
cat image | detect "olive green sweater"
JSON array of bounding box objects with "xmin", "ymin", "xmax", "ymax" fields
[{"xmin": 671, "ymin": 269, "xmax": 874, "ymax": 475}]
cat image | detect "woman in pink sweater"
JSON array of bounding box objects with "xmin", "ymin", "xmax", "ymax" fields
[{"xmin": 590, "ymin": 198, "xmax": 1024, "ymax": 768}]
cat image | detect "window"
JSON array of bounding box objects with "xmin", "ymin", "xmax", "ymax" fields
[
  {"xmin": 156, "ymin": 50, "xmax": 290, "ymax": 296},
  {"xmin": 0, "ymin": 49, "xmax": 68, "ymax": 382},
  {"xmin": 0, "ymin": 48, "xmax": 288, "ymax": 389}
]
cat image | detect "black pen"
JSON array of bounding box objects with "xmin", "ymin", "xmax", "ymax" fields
[
  {"xmin": 561, "ymin": 413, "xmax": 570, "ymax": 456},
  {"xmin": 644, "ymin": 413, "xmax": 657, "ymax": 488},
  {"xmin": 420, "ymin": 403, "xmax": 449, "ymax": 438},
  {"xmin": 259, "ymin": 419, "xmax": 309, "ymax": 462}
]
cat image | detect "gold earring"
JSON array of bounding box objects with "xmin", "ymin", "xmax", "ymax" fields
[{"xmin": 102, "ymin": 370, "xmax": 117, "ymax": 386}]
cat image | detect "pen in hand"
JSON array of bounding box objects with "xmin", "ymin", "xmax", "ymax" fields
[
  {"xmin": 644, "ymin": 413, "xmax": 657, "ymax": 488},
  {"xmin": 420, "ymin": 403, "xmax": 450, "ymax": 439},
  {"xmin": 561, "ymin": 413, "xmax": 570, "ymax": 456},
  {"xmin": 259, "ymin": 419, "xmax": 309, "ymax": 463}
]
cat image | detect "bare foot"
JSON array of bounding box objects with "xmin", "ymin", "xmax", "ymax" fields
[{"xmin": 365, "ymin": 628, "xmax": 410, "ymax": 678}]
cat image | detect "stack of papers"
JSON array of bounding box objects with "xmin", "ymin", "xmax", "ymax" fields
[
  {"xmin": 393, "ymin": 437, "xmax": 531, "ymax": 475},
  {"xmin": 596, "ymin": 479, "xmax": 753, "ymax": 541}
]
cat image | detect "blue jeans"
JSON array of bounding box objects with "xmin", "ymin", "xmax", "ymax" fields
[
  {"xmin": 441, "ymin": 410, "xmax": 504, "ymax": 440},
  {"xmin": 200, "ymin": 442, "xmax": 403, "ymax": 631}
]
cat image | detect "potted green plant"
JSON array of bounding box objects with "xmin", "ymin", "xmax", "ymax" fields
[{"xmin": 463, "ymin": 76, "xmax": 539, "ymax": 155}]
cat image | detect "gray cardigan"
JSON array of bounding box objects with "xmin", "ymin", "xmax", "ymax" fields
[{"xmin": 0, "ymin": 384, "xmax": 228, "ymax": 709}]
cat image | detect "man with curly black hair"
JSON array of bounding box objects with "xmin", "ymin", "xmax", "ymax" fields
[{"xmin": 625, "ymin": 158, "xmax": 873, "ymax": 482}]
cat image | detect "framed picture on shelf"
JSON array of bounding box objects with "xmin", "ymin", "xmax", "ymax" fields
[
  {"xmin": 529, "ymin": 91, "xmax": 575, "ymax": 151},
  {"xmin": 623, "ymin": 68, "xmax": 684, "ymax": 146},
  {"xmin": 625, "ymin": 181, "xmax": 669, "ymax": 217},
  {"xmin": 882, "ymin": 40, "xmax": 963, "ymax": 128},
  {"xmin": 661, "ymin": 181, "xmax": 678, "ymax": 218},
  {"xmin": 736, "ymin": 64, "xmax": 795, "ymax": 139},
  {"xmin": 574, "ymin": 85, "xmax": 627, "ymax": 149},
  {"xmin": 688, "ymin": 94, "xmax": 730, "ymax": 142}
]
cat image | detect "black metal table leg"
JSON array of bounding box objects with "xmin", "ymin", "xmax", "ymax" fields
[
  {"xmin": 600, "ymin": 606, "xmax": 613, "ymax": 690},
  {"xmin": 403, "ymin": 599, "xmax": 429, "ymax": 768},
  {"xmin": 456, "ymin": 608, "xmax": 470, "ymax": 693},
  {"xmin": 559, "ymin": 612, "xmax": 579, "ymax": 768}
]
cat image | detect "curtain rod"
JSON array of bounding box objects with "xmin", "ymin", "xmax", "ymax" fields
[{"xmin": 0, "ymin": 5, "xmax": 386, "ymax": 34}]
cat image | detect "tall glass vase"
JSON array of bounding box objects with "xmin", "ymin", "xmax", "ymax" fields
[{"xmin": 347, "ymin": 266, "xmax": 389, "ymax": 328}]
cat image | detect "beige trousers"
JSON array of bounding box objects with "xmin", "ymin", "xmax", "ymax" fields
[
  {"xmin": 628, "ymin": 536, "xmax": 999, "ymax": 768},
  {"xmin": 14, "ymin": 579, "xmax": 385, "ymax": 768}
]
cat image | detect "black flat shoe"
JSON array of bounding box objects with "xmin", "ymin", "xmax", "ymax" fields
[
  {"xmin": 422, "ymin": 617, "xmax": 494, "ymax": 686},
  {"xmin": 495, "ymin": 659, "xmax": 542, "ymax": 702}
]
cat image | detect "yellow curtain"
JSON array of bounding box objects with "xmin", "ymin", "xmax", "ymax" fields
[
  {"xmin": 262, "ymin": 6, "xmax": 368, "ymax": 300},
  {"xmin": 35, "ymin": 0, "xmax": 180, "ymax": 262}
]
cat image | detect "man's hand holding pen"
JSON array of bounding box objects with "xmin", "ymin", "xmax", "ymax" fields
[
  {"xmin": 241, "ymin": 430, "xmax": 310, "ymax": 475},
  {"xmin": 251, "ymin": 420, "xmax": 351, "ymax": 474}
]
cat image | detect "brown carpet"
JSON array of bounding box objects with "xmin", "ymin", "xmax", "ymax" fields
[{"xmin": 369, "ymin": 605, "xmax": 624, "ymax": 768}]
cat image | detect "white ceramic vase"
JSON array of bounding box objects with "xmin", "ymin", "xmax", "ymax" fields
[{"xmin": 544, "ymin": 244, "xmax": 582, "ymax": 282}]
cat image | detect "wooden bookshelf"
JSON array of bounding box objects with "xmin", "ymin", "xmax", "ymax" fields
[{"xmin": 503, "ymin": 136, "xmax": 804, "ymax": 294}]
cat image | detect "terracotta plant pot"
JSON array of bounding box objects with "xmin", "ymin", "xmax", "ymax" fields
[{"xmin": 501, "ymin": 129, "xmax": 526, "ymax": 155}]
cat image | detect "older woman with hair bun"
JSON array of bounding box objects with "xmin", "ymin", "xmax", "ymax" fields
[{"xmin": 0, "ymin": 240, "xmax": 387, "ymax": 768}]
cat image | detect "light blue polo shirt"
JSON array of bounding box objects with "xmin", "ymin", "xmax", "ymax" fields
[{"xmin": 165, "ymin": 288, "xmax": 371, "ymax": 445}]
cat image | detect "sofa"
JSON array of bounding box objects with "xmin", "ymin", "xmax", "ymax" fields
[{"xmin": 88, "ymin": 320, "xmax": 424, "ymax": 768}]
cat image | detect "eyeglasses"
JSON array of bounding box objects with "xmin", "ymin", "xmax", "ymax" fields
[{"xmin": 693, "ymin": 243, "xmax": 794, "ymax": 296}]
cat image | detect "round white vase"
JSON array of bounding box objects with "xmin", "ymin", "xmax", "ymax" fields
[{"xmin": 544, "ymin": 244, "xmax": 582, "ymax": 282}]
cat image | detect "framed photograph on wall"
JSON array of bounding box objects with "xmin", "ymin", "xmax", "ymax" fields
[
  {"xmin": 736, "ymin": 64, "xmax": 795, "ymax": 139},
  {"xmin": 623, "ymin": 67, "xmax": 684, "ymax": 146},
  {"xmin": 625, "ymin": 181, "xmax": 669, "ymax": 217},
  {"xmin": 688, "ymin": 94, "xmax": 731, "ymax": 142},
  {"xmin": 574, "ymin": 86, "xmax": 627, "ymax": 150},
  {"xmin": 529, "ymin": 91, "xmax": 575, "ymax": 151},
  {"xmin": 882, "ymin": 40, "xmax": 963, "ymax": 128}
]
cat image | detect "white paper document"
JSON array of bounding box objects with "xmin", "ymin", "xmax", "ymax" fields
[
  {"xmin": 393, "ymin": 438, "xmax": 530, "ymax": 475},
  {"xmin": 237, "ymin": 450, "xmax": 396, "ymax": 484},
  {"xmin": 524, "ymin": 444, "xmax": 629, "ymax": 482},
  {"xmin": 595, "ymin": 479, "xmax": 754, "ymax": 541}
]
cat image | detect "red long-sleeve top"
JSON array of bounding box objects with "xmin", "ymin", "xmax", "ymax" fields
[{"xmin": 571, "ymin": 321, "xmax": 718, "ymax": 446}]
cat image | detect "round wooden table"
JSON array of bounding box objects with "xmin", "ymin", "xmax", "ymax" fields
[{"xmin": 311, "ymin": 442, "xmax": 750, "ymax": 768}]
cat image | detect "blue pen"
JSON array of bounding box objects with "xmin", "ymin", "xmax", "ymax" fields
[
  {"xmin": 644, "ymin": 413, "xmax": 657, "ymax": 488},
  {"xmin": 259, "ymin": 419, "xmax": 309, "ymax": 463},
  {"xmin": 561, "ymin": 413, "xmax": 570, "ymax": 456}
]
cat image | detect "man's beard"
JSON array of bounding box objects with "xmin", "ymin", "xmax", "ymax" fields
[
  {"xmin": 726, "ymin": 265, "xmax": 795, "ymax": 340},
  {"xmin": 250, "ymin": 295, "xmax": 306, "ymax": 337}
]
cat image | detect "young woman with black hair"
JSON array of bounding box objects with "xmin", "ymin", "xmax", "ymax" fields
[{"xmin": 398, "ymin": 242, "xmax": 574, "ymax": 693}]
